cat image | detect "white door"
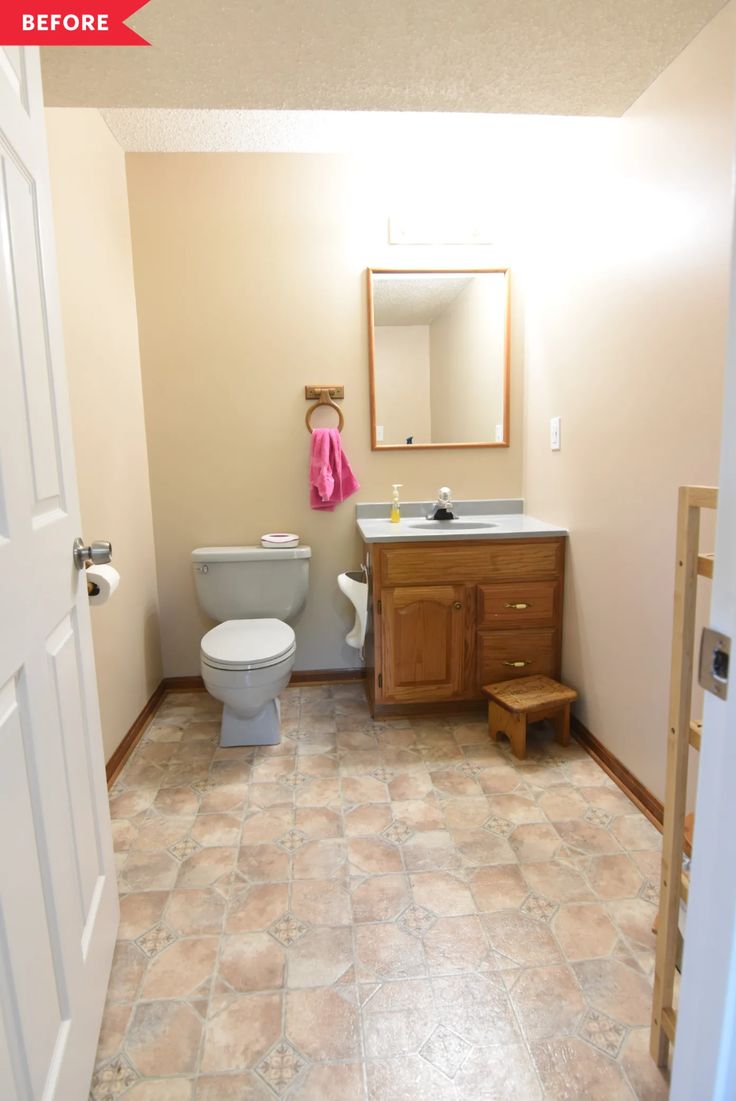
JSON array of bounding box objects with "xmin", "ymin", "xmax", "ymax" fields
[
  {"xmin": 0, "ymin": 46, "xmax": 118, "ymax": 1101},
  {"xmin": 670, "ymin": 187, "xmax": 736, "ymax": 1093}
]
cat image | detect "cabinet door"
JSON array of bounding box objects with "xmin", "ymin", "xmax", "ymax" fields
[{"xmin": 382, "ymin": 585, "xmax": 466, "ymax": 701}]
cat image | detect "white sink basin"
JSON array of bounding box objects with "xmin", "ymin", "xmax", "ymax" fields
[{"xmin": 409, "ymin": 521, "xmax": 496, "ymax": 531}]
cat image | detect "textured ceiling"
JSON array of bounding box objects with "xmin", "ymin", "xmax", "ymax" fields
[
  {"xmin": 374, "ymin": 275, "xmax": 474, "ymax": 325},
  {"xmin": 96, "ymin": 108, "xmax": 616, "ymax": 154},
  {"xmin": 41, "ymin": 0, "xmax": 726, "ymax": 116}
]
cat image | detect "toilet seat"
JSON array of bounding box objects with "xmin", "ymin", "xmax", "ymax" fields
[{"xmin": 201, "ymin": 618, "xmax": 296, "ymax": 671}]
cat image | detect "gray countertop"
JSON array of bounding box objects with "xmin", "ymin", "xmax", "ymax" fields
[{"xmin": 356, "ymin": 502, "xmax": 567, "ymax": 543}]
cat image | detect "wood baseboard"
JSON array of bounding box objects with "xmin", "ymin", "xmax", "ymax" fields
[
  {"xmin": 106, "ymin": 682, "xmax": 167, "ymax": 786},
  {"xmin": 161, "ymin": 676, "xmax": 207, "ymax": 692},
  {"xmin": 162, "ymin": 669, "xmax": 366, "ymax": 693},
  {"xmin": 571, "ymin": 715, "xmax": 663, "ymax": 830},
  {"xmin": 291, "ymin": 668, "xmax": 366, "ymax": 685}
]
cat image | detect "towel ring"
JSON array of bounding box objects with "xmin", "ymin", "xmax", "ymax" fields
[{"xmin": 305, "ymin": 388, "xmax": 345, "ymax": 433}]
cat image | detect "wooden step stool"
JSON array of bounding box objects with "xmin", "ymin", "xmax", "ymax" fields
[{"xmin": 482, "ymin": 675, "xmax": 578, "ymax": 760}]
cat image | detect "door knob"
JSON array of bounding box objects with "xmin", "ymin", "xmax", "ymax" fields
[
  {"xmin": 73, "ymin": 538, "xmax": 113, "ymax": 570},
  {"xmin": 453, "ymin": 601, "xmax": 463, "ymax": 610}
]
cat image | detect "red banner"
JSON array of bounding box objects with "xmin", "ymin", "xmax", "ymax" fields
[{"xmin": 0, "ymin": 1, "xmax": 150, "ymax": 45}]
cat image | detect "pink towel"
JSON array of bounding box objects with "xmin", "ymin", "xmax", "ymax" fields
[{"xmin": 309, "ymin": 428, "xmax": 360, "ymax": 511}]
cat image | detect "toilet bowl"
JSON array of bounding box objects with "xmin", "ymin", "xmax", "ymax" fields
[
  {"xmin": 338, "ymin": 568, "xmax": 368, "ymax": 651},
  {"xmin": 200, "ymin": 619, "xmax": 297, "ymax": 746},
  {"xmin": 192, "ymin": 544, "xmax": 311, "ymax": 747}
]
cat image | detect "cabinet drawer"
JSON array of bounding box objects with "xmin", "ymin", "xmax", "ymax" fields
[
  {"xmin": 478, "ymin": 581, "xmax": 559, "ymax": 628},
  {"xmin": 381, "ymin": 540, "xmax": 563, "ymax": 586},
  {"xmin": 477, "ymin": 628, "xmax": 558, "ymax": 685}
]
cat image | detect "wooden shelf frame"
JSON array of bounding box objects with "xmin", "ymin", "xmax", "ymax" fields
[
  {"xmin": 697, "ymin": 552, "xmax": 714, "ymax": 579},
  {"xmin": 650, "ymin": 485, "xmax": 717, "ymax": 1067}
]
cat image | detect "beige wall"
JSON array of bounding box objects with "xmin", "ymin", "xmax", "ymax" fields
[
  {"xmin": 46, "ymin": 108, "xmax": 162, "ymax": 763},
  {"xmin": 523, "ymin": 3, "xmax": 735, "ymax": 802},
  {"xmin": 125, "ymin": 153, "xmax": 527, "ymax": 676},
  {"xmin": 115, "ymin": 8, "xmax": 733, "ymax": 807},
  {"xmin": 374, "ymin": 325, "xmax": 432, "ymax": 444},
  {"xmin": 430, "ymin": 274, "xmax": 507, "ymax": 442}
]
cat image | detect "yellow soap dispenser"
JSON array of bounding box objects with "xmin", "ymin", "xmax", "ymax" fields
[{"xmin": 390, "ymin": 484, "xmax": 403, "ymax": 524}]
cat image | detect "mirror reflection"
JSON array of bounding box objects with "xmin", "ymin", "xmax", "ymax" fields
[{"xmin": 368, "ymin": 268, "xmax": 510, "ymax": 449}]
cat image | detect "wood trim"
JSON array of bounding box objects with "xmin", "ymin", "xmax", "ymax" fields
[
  {"xmin": 106, "ymin": 681, "xmax": 167, "ymax": 786},
  {"xmin": 367, "ymin": 269, "xmax": 378, "ymax": 450},
  {"xmin": 290, "ymin": 668, "xmax": 366, "ymax": 685},
  {"xmin": 571, "ymin": 715, "xmax": 663, "ymax": 829},
  {"xmin": 162, "ymin": 670, "xmax": 367, "ymax": 693},
  {"xmin": 162, "ymin": 676, "xmax": 207, "ymax": 692},
  {"xmin": 367, "ymin": 441, "xmax": 508, "ymax": 451},
  {"xmin": 366, "ymin": 267, "xmax": 511, "ymax": 451},
  {"xmin": 502, "ymin": 266, "xmax": 511, "ymax": 448}
]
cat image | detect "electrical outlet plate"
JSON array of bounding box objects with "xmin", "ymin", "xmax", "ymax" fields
[{"xmin": 495, "ymin": 424, "xmax": 503, "ymax": 442}]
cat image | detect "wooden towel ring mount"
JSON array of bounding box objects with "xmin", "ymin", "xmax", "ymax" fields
[{"xmin": 305, "ymin": 385, "xmax": 345, "ymax": 433}]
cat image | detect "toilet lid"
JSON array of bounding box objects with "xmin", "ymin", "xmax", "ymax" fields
[{"xmin": 201, "ymin": 619, "xmax": 296, "ymax": 670}]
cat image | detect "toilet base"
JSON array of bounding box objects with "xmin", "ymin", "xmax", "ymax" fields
[{"xmin": 219, "ymin": 698, "xmax": 281, "ymax": 747}]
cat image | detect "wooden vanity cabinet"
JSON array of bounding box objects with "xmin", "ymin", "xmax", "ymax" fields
[{"xmin": 365, "ymin": 537, "xmax": 565, "ymax": 716}]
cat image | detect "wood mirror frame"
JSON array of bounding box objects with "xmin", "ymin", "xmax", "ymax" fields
[{"xmin": 367, "ymin": 267, "xmax": 511, "ymax": 451}]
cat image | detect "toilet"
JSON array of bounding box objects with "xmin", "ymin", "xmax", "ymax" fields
[{"xmin": 191, "ymin": 545, "xmax": 311, "ymax": 746}]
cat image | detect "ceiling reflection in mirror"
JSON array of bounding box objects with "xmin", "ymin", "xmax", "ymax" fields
[{"xmin": 368, "ymin": 269, "xmax": 510, "ymax": 450}]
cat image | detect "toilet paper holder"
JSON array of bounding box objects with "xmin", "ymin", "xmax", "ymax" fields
[{"xmin": 73, "ymin": 537, "xmax": 113, "ymax": 570}]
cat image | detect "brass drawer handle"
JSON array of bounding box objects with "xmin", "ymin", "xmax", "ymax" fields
[
  {"xmin": 502, "ymin": 660, "xmax": 532, "ymax": 668},
  {"xmin": 453, "ymin": 601, "xmax": 463, "ymax": 610},
  {"xmin": 504, "ymin": 602, "xmax": 531, "ymax": 610}
]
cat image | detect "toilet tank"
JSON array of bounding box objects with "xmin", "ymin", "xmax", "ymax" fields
[{"xmin": 192, "ymin": 546, "xmax": 311, "ymax": 623}]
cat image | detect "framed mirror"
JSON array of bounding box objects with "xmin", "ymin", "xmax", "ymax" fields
[{"xmin": 367, "ymin": 268, "xmax": 510, "ymax": 450}]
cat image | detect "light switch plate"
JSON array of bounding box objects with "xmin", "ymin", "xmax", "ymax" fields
[
  {"xmin": 550, "ymin": 416, "xmax": 561, "ymax": 450},
  {"xmin": 376, "ymin": 425, "xmax": 384, "ymax": 443},
  {"xmin": 495, "ymin": 424, "xmax": 504, "ymax": 442}
]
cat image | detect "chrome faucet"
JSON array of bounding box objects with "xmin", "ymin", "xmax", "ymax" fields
[{"xmin": 427, "ymin": 486, "xmax": 457, "ymax": 521}]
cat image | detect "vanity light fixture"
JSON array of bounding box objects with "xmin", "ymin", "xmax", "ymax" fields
[{"xmin": 388, "ymin": 215, "xmax": 493, "ymax": 245}]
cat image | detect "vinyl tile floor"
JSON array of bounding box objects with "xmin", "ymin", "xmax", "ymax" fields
[{"xmin": 91, "ymin": 684, "xmax": 670, "ymax": 1100}]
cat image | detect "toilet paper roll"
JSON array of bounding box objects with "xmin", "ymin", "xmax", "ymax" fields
[{"xmin": 87, "ymin": 564, "xmax": 120, "ymax": 606}]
